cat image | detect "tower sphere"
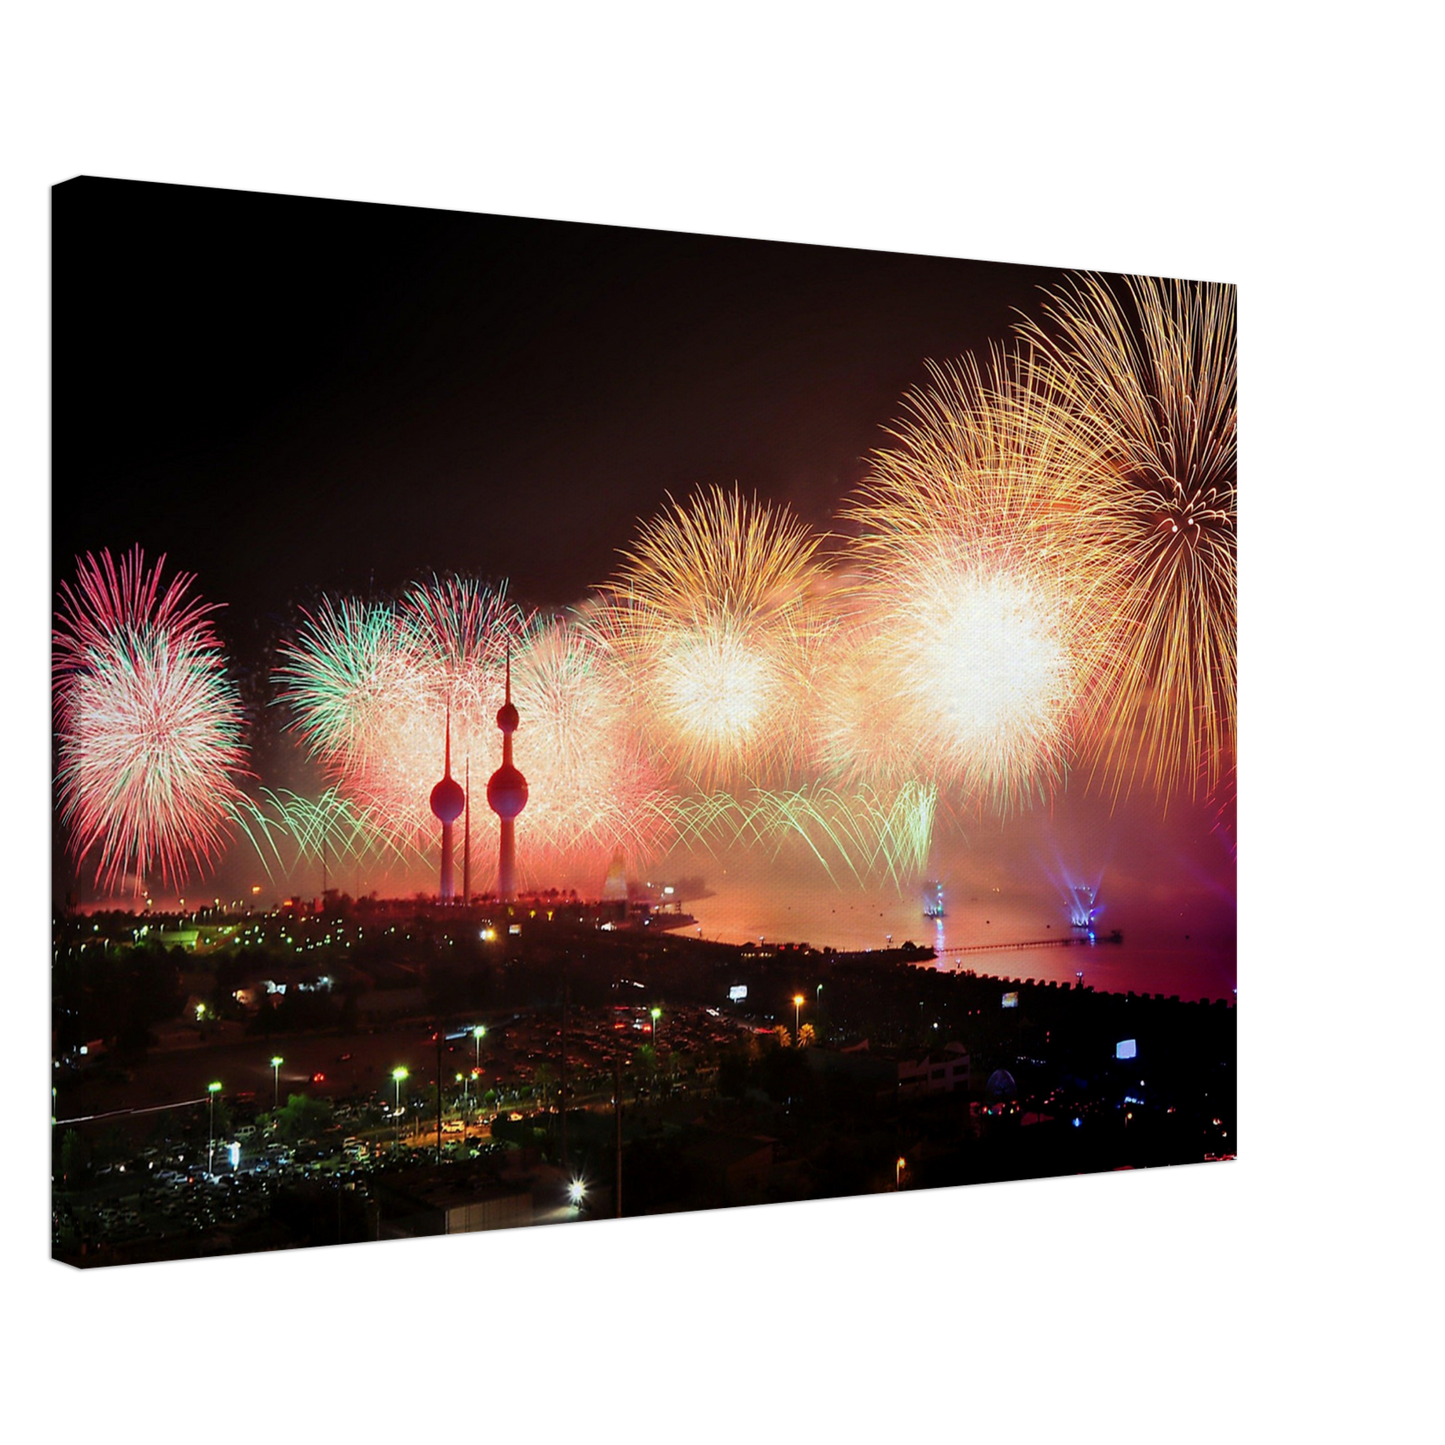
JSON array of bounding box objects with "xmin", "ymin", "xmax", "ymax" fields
[
  {"xmin": 497, "ymin": 700, "xmax": 519, "ymax": 734},
  {"xmin": 431, "ymin": 775, "xmax": 465, "ymax": 825},
  {"xmin": 486, "ymin": 763, "xmax": 528, "ymax": 820}
]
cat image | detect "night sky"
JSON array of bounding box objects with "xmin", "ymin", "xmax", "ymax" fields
[
  {"xmin": 53, "ymin": 206, "xmax": 1231, "ymax": 959},
  {"xmin": 53, "ymin": 177, "xmax": 1071, "ymax": 631}
]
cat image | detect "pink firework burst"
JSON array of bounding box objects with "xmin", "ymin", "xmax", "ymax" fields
[{"xmin": 53, "ymin": 547, "xmax": 249, "ymax": 893}]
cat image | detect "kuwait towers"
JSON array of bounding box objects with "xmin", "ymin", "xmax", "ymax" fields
[
  {"xmin": 486, "ymin": 651, "xmax": 528, "ymax": 901},
  {"xmin": 429, "ymin": 710, "xmax": 466, "ymax": 901}
]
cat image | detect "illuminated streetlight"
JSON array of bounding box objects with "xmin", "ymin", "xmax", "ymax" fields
[
  {"xmin": 207, "ymin": 1081, "xmax": 222, "ymax": 1174},
  {"xmin": 392, "ymin": 1067, "xmax": 408, "ymax": 1149},
  {"xmin": 568, "ymin": 1178, "xmax": 587, "ymax": 1211},
  {"xmin": 650, "ymin": 1007, "xmax": 661, "ymax": 1042},
  {"xmin": 473, "ymin": 1025, "xmax": 486, "ymax": 1072},
  {"xmin": 793, "ymin": 994, "xmax": 805, "ymax": 1043},
  {"xmin": 896, "ymin": 1156, "xmax": 906, "ymax": 1190},
  {"xmin": 270, "ymin": 1055, "xmax": 283, "ymax": 1111}
]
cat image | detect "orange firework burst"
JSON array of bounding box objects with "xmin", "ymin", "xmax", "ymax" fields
[
  {"xmin": 838, "ymin": 349, "xmax": 1122, "ymax": 812},
  {"xmin": 594, "ymin": 486, "xmax": 833, "ymax": 790},
  {"xmin": 1016, "ymin": 274, "xmax": 1236, "ymax": 804}
]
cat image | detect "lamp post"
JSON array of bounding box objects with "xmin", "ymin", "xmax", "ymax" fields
[
  {"xmin": 473, "ymin": 1025, "xmax": 486, "ymax": 1072},
  {"xmin": 793, "ymin": 994, "xmax": 804, "ymax": 1044},
  {"xmin": 207, "ymin": 1081, "xmax": 222, "ymax": 1175},
  {"xmin": 270, "ymin": 1055, "xmax": 283, "ymax": 1111},
  {"xmin": 392, "ymin": 1067, "xmax": 408, "ymax": 1150},
  {"xmin": 896, "ymin": 1156, "xmax": 906, "ymax": 1190},
  {"xmin": 650, "ymin": 1007, "xmax": 661, "ymax": 1043}
]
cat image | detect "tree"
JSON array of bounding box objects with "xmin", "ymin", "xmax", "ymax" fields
[
  {"xmin": 534, "ymin": 1062, "xmax": 556, "ymax": 1109},
  {"xmin": 273, "ymin": 1092, "xmax": 334, "ymax": 1143},
  {"xmin": 798, "ymin": 1023, "xmax": 817, "ymax": 1049}
]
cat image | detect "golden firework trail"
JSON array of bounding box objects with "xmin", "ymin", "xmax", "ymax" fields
[
  {"xmin": 1016, "ymin": 274, "xmax": 1236, "ymax": 804},
  {"xmin": 594, "ymin": 485, "xmax": 834, "ymax": 791}
]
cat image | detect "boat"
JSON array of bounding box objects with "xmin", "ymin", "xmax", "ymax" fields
[{"xmin": 923, "ymin": 881, "xmax": 946, "ymax": 920}]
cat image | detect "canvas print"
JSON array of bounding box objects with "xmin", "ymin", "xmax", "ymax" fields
[{"xmin": 51, "ymin": 178, "xmax": 1236, "ymax": 1267}]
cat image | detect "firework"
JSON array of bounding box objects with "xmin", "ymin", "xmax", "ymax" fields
[
  {"xmin": 510, "ymin": 612, "xmax": 677, "ymax": 874},
  {"xmin": 752, "ymin": 781, "xmax": 939, "ymax": 886},
  {"xmin": 839, "ymin": 349, "xmax": 1121, "ymax": 812},
  {"xmin": 273, "ymin": 595, "xmax": 418, "ymax": 772},
  {"xmin": 595, "ymin": 486, "xmax": 833, "ymax": 790},
  {"xmin": 276, "ymin": 577, "xmax": 672, "ymax": 887},
  {"xmin": 397, "ymin": 573, "xmax": 524, "ymax": 719},
  {"xmin": 1016, "ymin": 274, "xmax": 1237, "ymax": 803},
  {"xmin": 275, "ymin": 579, "xmax": 527, "ymax": 846},
  {"xmin": 229, "ymin": 787, "xmax": 413, "ymax": 892},
  {"xmin": 53, "ymin": 547, "xmax": 249, "ymax": 892}
]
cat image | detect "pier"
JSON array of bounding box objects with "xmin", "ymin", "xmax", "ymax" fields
[{"xmin": 933, "ymin": 931, "xmax": 1123, "ymax": 957}]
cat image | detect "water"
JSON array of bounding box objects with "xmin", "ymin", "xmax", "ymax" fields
[{"xmin": 684, "ymin": 869, "xmax": 1236, "ymax": 1003}]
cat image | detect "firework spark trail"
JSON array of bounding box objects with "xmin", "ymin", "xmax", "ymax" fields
[
  {"xmin": 594, "ymin": 486, "xmax": 834, "ymax": 791},
  {"xmin": 663, "ymin": 781, "xmax": 937, "ymax": 888},
  {"xmin": 228, "ymin": 788, "xmax": 412, "ymax": 888},
  {"xmin": 765, "ymin": 783, "xmax": 939, "ymax": 887},
  {"xmin": 839, "ymin": 348, "xmax": 1123, "ymax": 813},
  {"xmin": 1016, "ymin": 274, "xmax": 1236, "ymax": 804},
  {"xmin": 53, "ymin": 548, "xmax": 249, "ymax": 892}
]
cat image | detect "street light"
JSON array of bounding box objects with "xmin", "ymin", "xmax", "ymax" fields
[
  {"xmin": 473, "ymin": 1025, "xmax": 486, "ymax": 1072},
  {"xmin": 392, "ymin": 1067, "xmax": 408, "ymax": 1149},
  {"xmin": 207, "ymin": 1081, "xmax": 222, "ymax": 1174},
  {"xmin": 793, "ymin": 994, "xmax": 805, "ymax": 1044},
  {"xmin": 896, "ymin": 1156, "xmax": 906, "ymax": 1190},
  {"xmin": 568, "ymin": 1178, "xmax": 587, "ymax": 1212},
  {"xmin": 270, "ymin": 1055, "xmax": 283, "ymax": 1111},
  {"xmin": 650, "ymin": 1007, "xmax": 661, "ymax": 1042}
]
